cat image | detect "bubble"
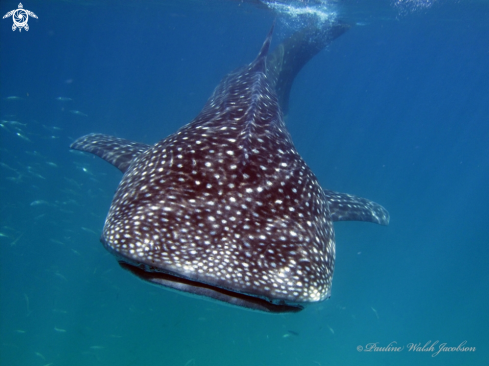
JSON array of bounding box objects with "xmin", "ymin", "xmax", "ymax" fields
[
  {"xmin": 259, "ymin": 0, "xmax": 338, "ymax": 30},
  {"xmin": 391, "ymin": 0, "xmax": 438, "ymax": 15}
]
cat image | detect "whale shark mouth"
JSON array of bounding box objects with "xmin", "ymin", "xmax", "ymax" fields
[{"xmin": 118, "ymin": 261, "xmax": 303, "ymax": 313}]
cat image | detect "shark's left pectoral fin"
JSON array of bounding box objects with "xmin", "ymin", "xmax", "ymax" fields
[
  {"xmin": 70, "ymin": 133, "xmax": 150, "ymax": 173},
  {"xmin": 324, "ymin": 189, "xmax": 390, "ymax": 225}
]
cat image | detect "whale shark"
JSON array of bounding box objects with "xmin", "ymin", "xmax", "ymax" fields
[{"xmin": 71, "ymin": 24, "xmax": 389, "ymax": 312}]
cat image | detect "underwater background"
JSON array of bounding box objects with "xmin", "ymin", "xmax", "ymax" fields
[{"xmin": 1, "ymin": 0, "xmax": 488, "ymax": 365}]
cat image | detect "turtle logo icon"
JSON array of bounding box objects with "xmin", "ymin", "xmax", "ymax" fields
[{"xmin": 3, "ymin": 3, "xmax": 38, "ymax": 32}]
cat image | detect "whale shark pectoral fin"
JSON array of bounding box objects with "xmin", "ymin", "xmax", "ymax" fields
[
  {"xmin": 70, "ymin": 133, "xmax": 151, "ymax": 173},
  {"xmin": 324, "ymin": 189, "xmax": 390, "ymax": 226}
]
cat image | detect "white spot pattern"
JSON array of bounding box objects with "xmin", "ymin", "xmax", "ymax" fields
[{"xmin": 72, "ymin": 27, "xmax": 389, "ymax": 309}]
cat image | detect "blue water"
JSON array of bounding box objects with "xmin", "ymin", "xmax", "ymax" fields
[{"xmin": 1, "ymin": 0, "xmax": 488, "ymax": 365}]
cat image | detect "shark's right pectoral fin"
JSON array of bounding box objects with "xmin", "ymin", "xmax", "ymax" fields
[
  {"xmin": 324, "ymin": 189, "xmax": 390, "ymax": 226},
  {"xmin": 70, "ymin": 133, "xmax": 150, "ymax": 173}
]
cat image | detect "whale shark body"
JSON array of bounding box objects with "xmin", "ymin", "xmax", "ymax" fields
[{"xmin": 71, "ymin": 25, "xmax": 389, "ymax": 312}]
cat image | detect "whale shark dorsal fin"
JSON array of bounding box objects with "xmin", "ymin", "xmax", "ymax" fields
[
  {"xmin": 324, "ymin": 189, "xmax": 390, "ymax": 225},
  {"xmin": 249, "ymin": 23, "xmax": 275, "ymax": 73},
  {"xmin": 258, "ymin": 22, "xmax": 274, "ymax": 59},
  {"xmin": 70, "ymin": 133, "xmax": 150, "ymax": 173}
]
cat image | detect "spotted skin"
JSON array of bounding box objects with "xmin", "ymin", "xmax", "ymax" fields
[{"xmin": 71, "ymin": 26, "xmax": 389, "ymax": 312}]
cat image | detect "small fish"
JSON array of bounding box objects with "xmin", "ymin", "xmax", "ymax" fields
[
  {"xmin": 69, "ymin": 149, "xmax": 89, "ymax": 157},
  {"xmin": 46, "ymin": 162, "xmax": 58, "ymax": 168},
  {"xmin": 43, "ymin": 124, "xmax": 62, "ymax": 132},
  {"xmin": 56, "ymin": 97, "xmax": 73, "ymax": 101},
  {"xmin": 35, "ymin": 352, "xmax": 46, "ymax": 360},
  {"xmin": 77, "ymin": 166, "xmax": 93, "ymax": 175},
  {"xmin": 27, "ymin": 169, "xmax": 46, "ymax": 179},
  {"xmin": 52, "ymin": 309, "xmax": 68, "ymax": 314},
  {"xmin": 30, "ymin": 200, "xmax": 49, "ymax": 206},
  {"xmin": 64, "ymin": 177, "xmax": 83, "ymax": 189},
  {"xmin": 90, "ymin": 346, "xmax": 105, "ymax": 350},
  {"xmin": 81, "ymin": 227, "xmax": 98, "ymax": 235},
  {"xmin": 371, "ymin": 307, "xmax": 379, "ymax": 319},
  {"xmin": 15, "ymin": 329, "xmax": 26, "ymax": 334},
  {"xmin": 71, "ymin": 249, "xmax": 81, "ymax": 256},
  {"xmin": 69, "ymin": 110, "xmax": 88, "ymax": 117},
  {"xmin": 327, "ymin": 325, "xmax": 334, "ymax": 335},
  {"xmin": 5, "ymin": 120, "xmax": 26, "ymax": 127},
  {"xmin": 24, "ymin": 293, "xmax": 31, "ymax": 315},
  {"xmin": 5, "ymin": 96, "xmax": 22, "ymax": 100},
  {"xmin": 10, "ymin": 233, "xmax": 24, "ymax": 247},
  {"xmin": 25, "ymin": 150, "xmax": 45, "ymax": 158},
  {"xmin": 6, "ymin": 174, "xmax": 24, "ymax": 183},
  {"xmin": 0, "ymin": 162, "xmax": 17, "ymax": 171},
  {"xmin": 16, "ymin": 132, "xmax": 31, "ymax": 142},
  {"xmin": 61, "ymin": 199, "xmax": 79, "ymax": 206},
  {"xmin": 54, "ymin": 326, "xmax": 66, "ymax": 333},
  {"xmin": 55, "ymin": 272, "xmax": 68, "ymax": 281},
  {"xmin": 0, "ymin": 232, "xmax": 9, "ymax": 238}
]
